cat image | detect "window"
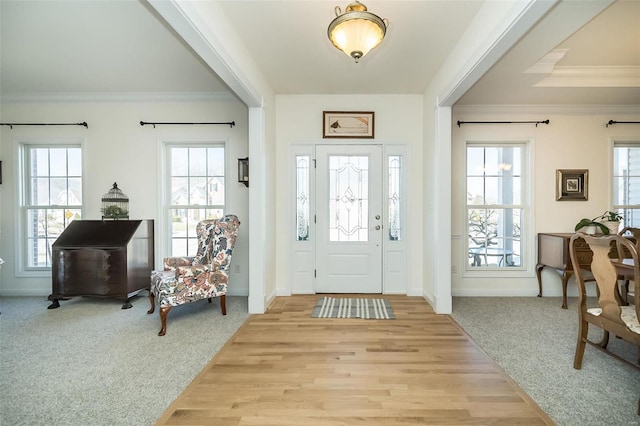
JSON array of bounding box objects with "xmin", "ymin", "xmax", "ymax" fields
[
  {"xmin": 466, "ymin": 143, "xmax": 525, "ymax": 269},
  {"xmin": 22, "ymin": 145, "xmax": 82, "ymax": 269},
  {"xmin": 388, "ymin": 155, "xmax": 402, "ymax": 241},
  {"xmin": 166, "ymin": 145, "xmax": 225, "ymax": 257},
  {"xmin": 328, "ymin": 155, "xmax": 369, "ymax": 242},
  {"xmin": 613, "ymin": 142, "xmax": 640, "ymax": 227},
  {"xmin": 294, "ymin": 152, "xmax": 403, "ymax": 242},
  {"xmin": 296, "ymin": 155, "xmax": 310, "ymax": 241}
]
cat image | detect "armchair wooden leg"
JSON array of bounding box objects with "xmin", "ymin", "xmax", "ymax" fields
[
  {"xmin": 158, "ymin": 306, "xmax": 171, "ymax": 336},
  {"xmin": 147, "ymin": 292, "xmax": 155, "ymax": 314},
  {"xmin": 207, "ymin": 296, "xmax": 227, "ymax": 315}
]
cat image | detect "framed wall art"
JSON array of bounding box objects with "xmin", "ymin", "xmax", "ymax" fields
[
  {"xmin": 323, "ymin": 111, "xmax": 374, "ymax": 139},
  {"xmin": 556, "ymin": 169, "xmax": 588, "ymax": 201}
]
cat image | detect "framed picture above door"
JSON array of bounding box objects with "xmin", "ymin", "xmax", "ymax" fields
[{"xmin": 323, "ymin": 111, "xmax": 375, "ymax": 139}]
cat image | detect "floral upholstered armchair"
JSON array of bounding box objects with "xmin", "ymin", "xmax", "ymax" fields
[{"xmin": 148, "ymin": 214, "xmax": 240, "ymax": 336}]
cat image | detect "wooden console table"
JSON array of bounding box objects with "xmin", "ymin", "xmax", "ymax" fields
[
  {"xmin": 49, "ymin": 220, "xmax": 154, "ymax": 309},
  {"xmin": 536, "ymin": 233, "xmax": 590, "ymax": 309},
  {"xmin": 536, "ymin": 232, "xmax": 628, "ymax": 309}
]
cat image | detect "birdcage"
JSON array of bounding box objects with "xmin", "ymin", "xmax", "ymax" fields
[{"xmin": 101, "ymin": 182, "xmax": 129, "ymax": 220}]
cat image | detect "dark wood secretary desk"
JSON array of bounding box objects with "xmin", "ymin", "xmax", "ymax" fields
[
  {"xmin": 536, "ymin": 232, "xmax": 629, "ymax": 309},
  {"xmin": 49, "ymin": 220, "xmax": 154, "ymax": 309}
]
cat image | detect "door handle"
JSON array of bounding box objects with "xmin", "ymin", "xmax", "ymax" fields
[
  {"xmin": 375, "ymin": 225, "xmax": 381, "ymax": 230},
  {"xmin": 375, "ymin": 215, "xmax": 381, "ymax": 220}
]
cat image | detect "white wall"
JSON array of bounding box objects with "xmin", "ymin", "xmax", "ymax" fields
[
  {"xmin": 420, "ymin": 0, "xmax": 559, "ymax": 314},
  {"xmin": 274, "ymin": 94, "xmax": 424, "ymax": 296},
  {"xmin": 0, "ymin": 95, "xmax": 250, "ymax": 297},
  {"xmin": 148, "ymin": 0, "xmax": 278, "ymax": 314},
  {"xmin": 451, "ymin": 105, "xmax": 640, "ymax": 297}
]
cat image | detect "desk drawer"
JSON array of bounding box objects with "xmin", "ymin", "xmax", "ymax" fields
[{"xmin": 572, "ymin": 249, "xmax": 593, "ymax": 268}]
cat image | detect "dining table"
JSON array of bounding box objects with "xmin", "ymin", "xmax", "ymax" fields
[{"xmin": 610, "ymin": 257, "xmax": 637, "ymax": 305}]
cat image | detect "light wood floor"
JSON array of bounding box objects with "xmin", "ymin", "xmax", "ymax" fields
[{"xmin": 156, "ymin": 295, "xmax": 553, "ymax": 425}]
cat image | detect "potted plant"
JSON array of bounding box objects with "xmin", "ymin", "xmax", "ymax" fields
[
  {"xmin": 574, "ymin": 210, "xmax": 623, "ymax": 235},
  {"xmin": 598, "ymin": 210, "xmax": 623, "ymax": 234}
]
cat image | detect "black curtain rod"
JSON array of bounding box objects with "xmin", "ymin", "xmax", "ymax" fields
[
  {"xmin": 457, "ymin": 119, "xmax": 549, "ymax": 127},
  {"xmin": 606, "ymin": 120, "xmax": 640, "ymax": 128},
  {"xmin": 1, "ymin": 122, "xmax": 88, "ymax": 129},
  {"xmin": 140, "ymin": 120, "xmax": 235, "ymax": 128}
]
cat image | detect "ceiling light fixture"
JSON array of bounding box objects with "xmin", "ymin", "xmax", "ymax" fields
[{"xmin": 327, "ymin": 1, "xmax": 388, "ymax": 63}]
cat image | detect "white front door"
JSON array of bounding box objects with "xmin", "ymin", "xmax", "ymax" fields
[{"xmin": 315, "ymin": 145, "xmax": 383, "ymax": 293}]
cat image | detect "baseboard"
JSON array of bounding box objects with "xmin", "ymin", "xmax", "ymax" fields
[
  {"xmin": 406, "ymin": 287, "xmax": 423, "ymax": 297},
  {"xmin": 452, "ymin": 288, "xmax": 541, "ymax": 297},
  {"xmin": 226, "ymin": 289, "xmax": 249, "ymax": 297},
  {"xmin": 1, "ymin": 289, "xmax": 250, "ymax": 298},
  {"xmin": 0, "ymin": 289, "xmax": 50, "ymax": 297},
  {"xmin": 423, "ymin": 289, "xmax": 452, "ymax": 314},
  {"xmin": 263, "ymin": 288, "xmax": 277, "ymax": 312}
]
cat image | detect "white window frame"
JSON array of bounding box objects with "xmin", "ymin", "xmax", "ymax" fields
[
  {"xmin": 463, "ymin": 140, "xmax": 533, "ymax": 278},
  {"xmin": 612, "ymin": 139, "xmax": 640, "ymax": 227},
  {"xmin": 161, "ymin": 142, "xmax": 226, "ymax": 259},
  {"xmin": 16, "ymin": 140, "xmax": 84, "ymax": 277}
]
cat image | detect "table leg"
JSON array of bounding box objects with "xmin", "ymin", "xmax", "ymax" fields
[
  {"xmin": 536, "ymin": 264, "xmax": 544, "ymax": 297},
  {"xmin": 561, "ymin": 271, "xmax": 572, "ymax": 309}
]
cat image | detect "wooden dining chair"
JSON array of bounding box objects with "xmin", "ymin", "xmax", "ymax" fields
[
  {"xmin": 569, "ymin": 232, "xmax": 640, "ymax": 415},
  {"xmin": 619, "ymin": 227, "xmax": 640, "ymax": 303}
]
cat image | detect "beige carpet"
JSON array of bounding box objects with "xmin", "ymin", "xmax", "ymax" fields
[
  {"xmin": 0, "ymin": 294, "xmax": 249, "ymax": 425},
  {"xmin": 451, "ymin": 296, "xmax": 640, "ymax": 425}
]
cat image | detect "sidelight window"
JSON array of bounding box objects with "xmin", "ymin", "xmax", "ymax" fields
[
  {"xmin": 296, "ymin": 155, "xmax": 310, "ymax": 241},
  {"xmin": 388, "ymin": 155, "xmax": 402, "ymax": 241}
]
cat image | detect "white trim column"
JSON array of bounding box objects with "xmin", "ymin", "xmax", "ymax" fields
[
  {"xmin": 248, "ymin": 107, "xmax": 266, "ymax": 313},
  {"xmin": 432, "ymin": 106, "xmax": 452, "ymax": 313}
]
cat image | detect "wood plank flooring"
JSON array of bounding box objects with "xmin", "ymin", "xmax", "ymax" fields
[{"xmin": 156, "ymin": 295, "xmax": 553, "ymax": 425}]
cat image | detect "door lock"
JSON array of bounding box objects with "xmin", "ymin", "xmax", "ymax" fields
[
  {"xmin": 375, "ymin": 225, "xmax": 381, "ymax": 230},
  {"xmin": 375, "ymin": 215, "xmax": 381, "ymax": 220}
]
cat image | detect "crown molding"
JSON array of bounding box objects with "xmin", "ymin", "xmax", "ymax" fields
[
  {"xmin": 523, "ymin": 49, "xmax": 569, "ymax": 74},
  {"xmin": 0, "ymin": 91, "xmax": 235, "ymax": 103},
  {"xmin": 523, "ymin": 48, "xmax": 640, "ymax": 88},
  {"xmin": 533, "ymin": 66, "xmax": 640, "ymax": 88},
  {"xmin": 453, "ymin": 104, "xmax": 640, "ymax": 115}
]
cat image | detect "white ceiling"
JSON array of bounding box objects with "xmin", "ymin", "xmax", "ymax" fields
[
  {"xmin": 1, "ymin": 0, "xmax": 638, "ymax": 105},
  {"xmin": 456, "ymin": 0, "xmax": 640, "ymax": 105}
]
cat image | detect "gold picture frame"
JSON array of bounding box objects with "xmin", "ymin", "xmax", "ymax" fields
[
  {"xmin": 556, "ymin": 169, "xmax": 588, "ymax": 201},
  {"xmin": 323, "ymin": 111, "xmax": 374, "ymax": 139}
]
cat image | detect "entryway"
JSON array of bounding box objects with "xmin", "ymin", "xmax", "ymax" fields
[{"xmin": 315, "ymin": 144, "xmax": 383, "ymax": 293}]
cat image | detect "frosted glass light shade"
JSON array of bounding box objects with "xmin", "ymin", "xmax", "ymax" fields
[{"xmin": 328, "ymin": 2, "xmax": 387, "ymax": 63}]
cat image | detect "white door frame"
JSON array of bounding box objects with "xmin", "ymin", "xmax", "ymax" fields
[{"xmin": 290, "ymin": 142, "xmax": 409, "ymax": 296}]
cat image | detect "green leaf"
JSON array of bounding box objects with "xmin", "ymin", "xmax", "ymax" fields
[
  {"xmin": 574, "ymin": 219, "xmax": 610, "ymax": 234},
  {"xmin": 596, "ymin": 222, "xmax": 610, "ymax": 234},
  {"xmin": 574, "ymin": 218, "xmax": 594, "ymax": 231}
]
